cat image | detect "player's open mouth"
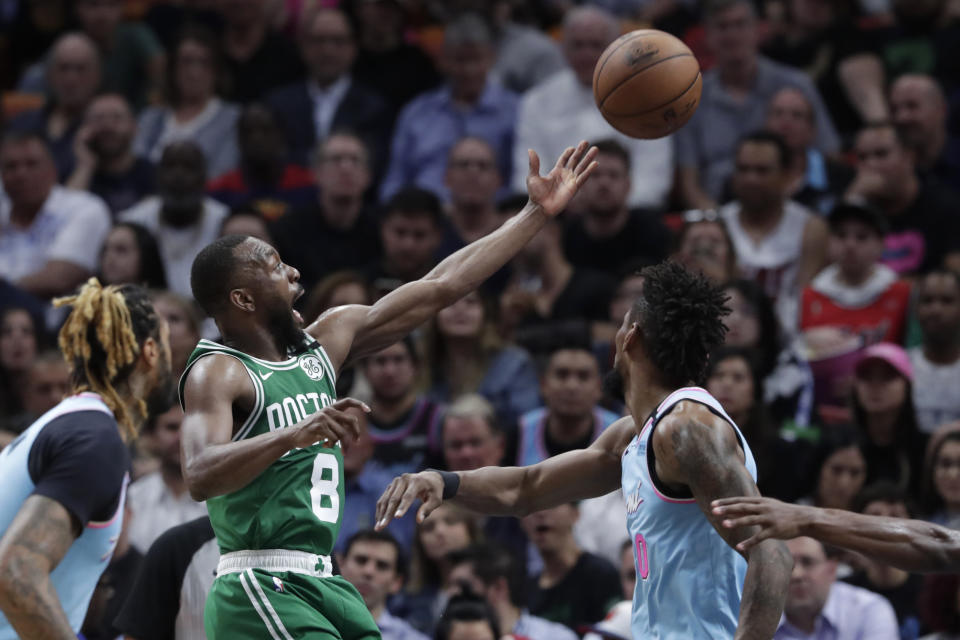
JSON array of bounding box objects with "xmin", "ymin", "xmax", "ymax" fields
[{"xmin": 294, "ymin": 309, "xmax": 303, "ymax": 324}]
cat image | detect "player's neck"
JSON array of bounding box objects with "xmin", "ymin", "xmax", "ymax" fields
[
  {"xmin": 222, "ymin": 326, "xmax": 289, "ymax": 362},
  {"xmin": 623, "ymin": 364, "xmax": 675, "ymax": 428}
]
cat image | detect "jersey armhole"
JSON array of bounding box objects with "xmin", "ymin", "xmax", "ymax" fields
[
  {"xmin": 180, "ymin": 351, "xmax": 265, "ymax": 442},
  {"xmin": 646, "ymin": 400, "xmax": 747, "ymax": 501}
]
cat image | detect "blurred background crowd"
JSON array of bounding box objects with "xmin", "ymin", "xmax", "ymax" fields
[{"xmin": 1, "ymin": 0, "xmax": 960, "ymax": 639}]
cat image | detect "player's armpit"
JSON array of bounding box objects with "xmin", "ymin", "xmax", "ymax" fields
[{"xmin": 0, "ymin": 495, "xmax": 79, "ymax": 640}]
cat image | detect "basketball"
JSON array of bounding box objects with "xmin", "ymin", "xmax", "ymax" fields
[{"xmin": 593, "ymin": 29, "xmax": 702, "ymax": 139}]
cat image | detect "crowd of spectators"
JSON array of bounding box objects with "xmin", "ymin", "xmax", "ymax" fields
[{"xmin": 1, "ymin": 0, "xmax": 960, "ymax": 638}]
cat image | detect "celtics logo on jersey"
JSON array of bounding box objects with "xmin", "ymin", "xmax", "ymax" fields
[{"xmin": 299, "ymin": 354, "xmax": 325, "ymax": 381}]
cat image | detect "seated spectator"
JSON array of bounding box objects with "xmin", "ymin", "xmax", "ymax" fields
[
  {"xmin": 0, "ymin": 350, "xmax": 70, "ymax": 437},
  {"xmin": 393, "ymin": 503, "xmax": 481, "ymax": 635},
  {"xmin": 66, "ymin": 93, "xmax": 156, "ymax": 216},
  {"xmin": 338, "ymin": 407, "xmax": 414, "ymax": 554},
  {"xmin": 206, "ymin": 103, "xmax": 316, "ymax": 220},
  {"xmin": 672, "ymin": 210, "xmax": 738, "ymax": 284},
  {"xmin": 0, "ymin": 307, "xmax": 40, "ymax": 425},
  {"xmin": 706, "ymin": 346, "xmax": 807, "ymax": 501},
  {"xmin": 114, "ymin": 516, "xmax": 218, "ymax": 640},
  {"xmin": 119, "ymin": 141, "xmax": 228, "ymax": 299},
  {"xmin": 801, "ymin": 202, "xmax": 911, "ymax": 345},
  {"xmin": 843, "ymin": 482, "xmax": 924, "ymax": 640},
  {"xmin": 798, "ymin": 425, "xmax": 867, "ymax": 512},
  {"xmin": 775, "ymin": 536, "xmax": 899, "ymax": 639},
  {"xmin": 761, "ymin": 0, "xmax": 887, "ymax": 137},
  {"xmin": 380, "ymin": 13, "xmax": 518, "ymax": 202},
  {"xmin": 265, "ymin": 7, "xmax": 390, "ymax": 172},
  {"xmin": 127, "ymin": 405, "xmax": 207, "ymax": 555},
  {"xmin": 269, "ymin": 133, "xmax": 381, "ymax": 293},
  {"xmin": 764, "ymin": 87, "xmax": 854, "ymax": 215},
  {"xmin": 921, "ymin": 424, "xmax": 960, "ymax": 528},
  {"xmin": 340, "ymin": 530, "xmax": 428, "ymax": 640},
  {"xmin": 720, "ymin": 132, "xmax": 829, "ymax": 334},
  {"xmin": 443, "ymin": 137, "xmax": 505, "ymax": 249},
  {"xmin": 511, "ymin": 7, "xmax": 673, "ymax": 210},
  {"xmin": 217, "ymin": 0, "xmax": 304, "ymax": 103},
  {"xmin": 909, "ymin": 270, "xmax": 960, "ymax": 433},
  {"xmin": 9, "ymin": 33, "xmax": 101, "ymax": 180},
  {"xmin": 499, "ymin": 215, "xmax": 616, "ymax": 342},
  {"xmin": 423, "ymin": 289, "xmax": 540, "ymax": 427},
  {"xmin": 562, "ymin": 139, "xmax": 671, "ymax": 275},
  {"xmin": 351, "ymin": 0, "xmax": 442, "ymax": 114},
  {"xmin": 362, "ymin": 337, "xmax": 444, "ymax": 476},
  {"xmin": 434, "ymin": 595, "xmax": 501, "ymax": 640},
  {"xmin": 447, "ymin": 544, "xmax": 578, "ymax": 640},
  {"xmin": 302, "ymin": 270, "xmax": 372, "ymax": 325},
  {"xmin": 846, "ymin": 122, "xmax": 960, "ymax": 275},
  {"xmin": 150, "ymin": 290, "xmax": 202, "ymax": 379},
  {"xmin": 591, "ymin": 268, "xmax": 646, "ymax": 381},
  {"xmin": 219, "ymin": 206, "xmax": 275, "ymax": 244},
  {"xmin": 522, "ymin": 503, "xmax": 622, "ymax": 633},
  {"xmin": 97, "ymin": 222, "xmax": 168, "ymax": 290},
  {"xmin": 722, "ymin": 279, "xmax": 813, "ymax": 431},
  {"xmin": 365, "ymin": 189, "xmax": 444, "ymax": 300},
  {"xmin": 890, "ymin": 73, "xmax": 960, "ymax": 186},
  {"xmin": 851, "ymin": 343, "xmax": 927, "ymax": 495},
  {"xmin": 74, "ymin": 0, "xmax": 165, "ymax": 110},
  {"xmin": 0, "ymin": 132, "xmax": 112, "ymax": 299},
  {"xmin": 676, "ymin": 0, "xmax": 839, "ymax": 210},
  {"xmin": 134, "ymin": 26, "xmax": 241, "ymax": 179}
]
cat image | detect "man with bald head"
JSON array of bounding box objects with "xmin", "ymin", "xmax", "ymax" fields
[
  {"xmin": 266, "ymin": 6, "xmax": 389, "ymax": 170},
  {"xmin": 890, "ymin": 73, "xmax": 960, "ymax": 184},
  {"xmin": 511, "ymin": 6, "xmax": 673, "ymax": 210},
  {"xmin": 120, "ymin": 141, "xmax": 229, "ymax": 298},
  {"xmin": 765, "ymin": 87, "xmax": 852, "ymax": 214},
  {"xmin": 10, "ymin": 33, "xmax": 102, "ymax": 180},
  {"xmin": 66, "ymin": 93, "xmax": 155, "ymax": 214}
]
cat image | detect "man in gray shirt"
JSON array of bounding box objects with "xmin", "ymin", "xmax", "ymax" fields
[{"xmin": 676, "ymin": 0, "xmax": 839, "ymax": 209}]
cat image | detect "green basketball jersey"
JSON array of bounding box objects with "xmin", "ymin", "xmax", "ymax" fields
[{"xmin": 179, "ymin": 335, "xmax": 344, "ymax": 556}]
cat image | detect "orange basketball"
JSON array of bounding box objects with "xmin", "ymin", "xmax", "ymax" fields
[{"xmin": 593, "ymin": 29, "xmax": 702, "ymax": 139}]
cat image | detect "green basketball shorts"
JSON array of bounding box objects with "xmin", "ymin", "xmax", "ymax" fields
[{"xmin": 205, "ymin": 550, "xmax": 381, "ymax": 640}]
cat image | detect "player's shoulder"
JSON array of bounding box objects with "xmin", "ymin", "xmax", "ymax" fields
[
  {"xmin": 593, "ymin": 415, "xmax": 638, "ymax": 458},
  {"xmin": 654, "ymin": 401, "xmax": 732, "ymax": 448},
  {"xmin": 181, "ymin": 350, "xmax": 255, "ymax": 402}
]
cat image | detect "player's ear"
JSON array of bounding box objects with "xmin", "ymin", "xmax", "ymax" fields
[{"xmin": 229, "ymin": 287, "xmax": 255, "ymax": 313}]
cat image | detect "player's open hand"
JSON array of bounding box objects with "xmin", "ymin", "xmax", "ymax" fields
[
  {"xmin": 526, "ymin": 140, "xmax": 599, "ymax": 217},
  {"xmin": 290, "ymin": 397, "xmax": 369, "ymax": 449},
  {"xmin": 375, "ymin": 470, "xmax": 445, "ymax": 531},
  {"xmin": 711, "ymin": 497, "xmax": 810, "ymax": 552}
]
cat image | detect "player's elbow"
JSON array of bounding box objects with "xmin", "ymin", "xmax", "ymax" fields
[
  {"xmin": 182, "ymin": 463, "xmax": 211, "ymax": 502},
  {"xmin": 750, "ymin": 539, "xmax": 793, "ymax": 576}
]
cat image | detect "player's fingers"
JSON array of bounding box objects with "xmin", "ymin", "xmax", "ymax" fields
[
  {"xmin": 711, "ymin": 503, "xmax": 761, "ymax": 518},
  {"xmin": 720, "ymin": 515, "xmax": 767, "ymax": 530},
  {"xmin": 376, "ymin": 477, "xmax": 405, "ymax": 528},
  {"xmin": 711, "ymin": 496, "xmax": 764, "ymax": 509},
  {"xmin": 575, "ymin": 160, "xmax": 599, "ymax": 187},
  {"xmin": 554, "ymin": 145, "xmax": 575, "ymax": 172},
  {"xmin": 332, "ymin": 397, "xmax": 371, "ymax": 413},
  {"xmin": 735, "ymin": 528, "xmax": 772, "ymax": 553},
  {"xmin": 567, "ymin": 140, "xmax": 589, "ymax": 169},
  {"xmin": 393, "ymin": 484, "xmax": 421, "ymax": 521},
  {"xmin": 527, "ymin": 149, "xmax": 540, "ymax": 177},
  {"xmin": 416, "ymin": 492, "xmax": 443, "ymax": 524},
  {"xmin": 573, "ymin": 145, "xmax": 598, "ymax": 175}
]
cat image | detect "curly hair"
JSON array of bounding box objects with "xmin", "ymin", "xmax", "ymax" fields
[{"xmin": 630, "ymin": 262, "xmax": 729, "ymax": 387}]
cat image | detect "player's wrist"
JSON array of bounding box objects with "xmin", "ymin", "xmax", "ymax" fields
[{"xmin": 426, "ymin": 469, "xmax": 460, "ymax": 500}]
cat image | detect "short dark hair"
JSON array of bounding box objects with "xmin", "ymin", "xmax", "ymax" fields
[
  {"xmin": 629, "ymin": 262, "xmax": 729, "ymax": 387},
  {"xmin": 190, "ymin": 235, "xmax": 251, "ymax": 316},
  {"xmin": 435, "ymin": 595, "xmax": 500, "ymax": 640},
  {"xmin": 853, "ymin": 481, "xmax": 914, "ymax": 517},
  {"xmin": 168, "ymin": 24, "xmax": 223, "ymax": 107},
  {"xmin": 106, "ymin": 222, "xmax": 168, "ymax": 290},
  {"xmin": 343, "ymin": 529, "xmax": 407, "ymax": 581},
  {"xmin": 382, "ymin": 188, "xmax": 444, "ymax": 227},
  {"xmin": 446, "ymin": 544, "xmax": 526, "ymax": 608},
  {"xmin": 738, "ymin": 131, "xmax": 790, "ymax": 170},
  {"xmin": 592, "ymin": 138, "xmax": 631, "ymax": 172}
]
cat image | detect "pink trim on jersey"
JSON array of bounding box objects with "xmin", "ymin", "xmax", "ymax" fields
[
  {"xmin": 640, "ymin": 388, "xmax": 703, "ymax": 505},
  {"xmin": 88, "ymin": 473, "xmax": 129, "ymax": 529}
]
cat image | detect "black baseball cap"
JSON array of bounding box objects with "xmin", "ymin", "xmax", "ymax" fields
[{"xmin": 828, "ymin": 201, "xmax": 888, "ymax": 236}]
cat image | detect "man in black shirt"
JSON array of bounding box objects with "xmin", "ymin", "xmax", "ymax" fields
[
  {"xmin": 522, "ymin": 502, "xmax": 622, "ymax": 633},
  {"xmin": 562, "ymin": 139, "xmax": 670, "ymax": 275},
  {"xmin": 269, "ymin": 133, "xmax": 382, "ymax": 293},
  {"xmin": 846, "ymin": 122, "xmax": 960, "ymax": 275}
]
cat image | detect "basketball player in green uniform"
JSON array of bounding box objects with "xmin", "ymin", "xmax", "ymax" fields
[{"xmin": 179, "ymin": 141, "xmax": 598, "ymax": 639}]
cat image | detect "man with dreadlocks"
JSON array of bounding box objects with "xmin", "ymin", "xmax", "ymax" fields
[
  {"xmin": 178, "ymin": 142, "xmax": 597, "ymax": 638},
  {"xmin": 376, "ymin": 262, "xmax": 794, "ymax": 640},
  {"xmin": 0, "ymin": 278, "xmax": 175, "ymax": 640}
]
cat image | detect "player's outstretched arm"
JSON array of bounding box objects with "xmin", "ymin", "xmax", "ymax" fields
[
  {"xmin": 0, "ymin": 495, "xmax": 78, "ymax": 639},
  {"xmin": 712, "ymin": 496, "xmax": 960, "ymax": 573},
  {"xmin": 309, "ymin": 141, "xmax": 599, "ymax": 370},
  {"xmin": 654, "ymin": 403, "xmax": 793, "ymax": 640},
  {"xmin": 375, "ymin": 416, "xmax": 633, "ymax": 528},
  {"xmin": 180, "ymin": 354, "xmax": 366, "ymax": 501}
]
